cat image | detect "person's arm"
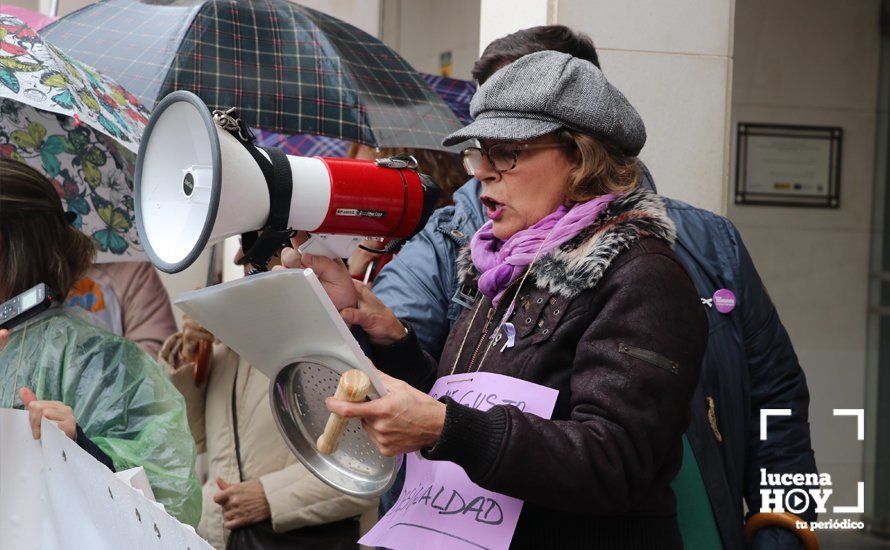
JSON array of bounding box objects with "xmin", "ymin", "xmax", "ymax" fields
[
  {"xmin": 157, "ymin": 331, "xmax": 210, "ymax": 452},
  {"xmin": 727, "ymin": 221, "xmax": 818, "ymax": 546},
  {"xmin": 424, "ymin": 253, "xmax": 708, "ymax": 512},
  {"xmin": 372, "ymin": 206, "xmax": 460, "ymax": 359},
  {"xmin": 75, "ymin": 425, "xmax": 116, "ymax": 471},
  {"xmin": 106, "ymin": 262, "xmax": 178, "ymax": 360},
  {"xmin": 18, "ymin": 387, "xmax": 115, "ymax": 471},
  {"xmin": 258, "ymin": 463, "xmax": 375, "ymax": 533},
  {"xmin": 70, "ymin": 338, "xmax": 202, "ymax": 527}
]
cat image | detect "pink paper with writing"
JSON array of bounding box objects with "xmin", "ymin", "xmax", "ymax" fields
[{"xmin": 359, "ymin": 372, "xmax": 559, "ymax": 550}]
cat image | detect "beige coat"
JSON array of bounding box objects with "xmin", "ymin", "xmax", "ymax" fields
[{"xmin": 160, "ymin": 335, "xmax": 376, "ymax": 549}]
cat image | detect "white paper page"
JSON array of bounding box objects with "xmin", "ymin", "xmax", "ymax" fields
[
  {"xmin": 114, "ymin": 466, "xmax": 156, "ymax": 502},
  {"xmin": 175, "ymin": 268, "xmax": 384, "ymax": 393},
  {"xmin": 0, "ymin": 409, "xmax": 58, "ymax": 550}
]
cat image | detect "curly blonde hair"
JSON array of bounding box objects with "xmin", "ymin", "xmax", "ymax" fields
[{"xmin": 560, "ymin": 130, "xmax": 640, "ymax": 204}]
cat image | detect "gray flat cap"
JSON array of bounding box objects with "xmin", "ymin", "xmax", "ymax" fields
[{"xmin": 443, "ymin": 50, "xmax": 646, "ymax": 156}]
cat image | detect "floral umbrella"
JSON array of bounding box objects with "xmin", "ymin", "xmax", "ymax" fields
[
  {"xmin": 0, "ymin": 15, "xmax": 147, "ymax": 152},
  {"xmin": 1, "ymin": 100, "xmax": 142, "ymax": 262},
  {"xmin": 0, "ymin": 15, "xmax": 148, "ymax": 261}
]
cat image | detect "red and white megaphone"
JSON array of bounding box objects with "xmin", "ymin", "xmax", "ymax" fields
[{"xmin": 135, "ymin": 91, "xmax": 440, "ymax": 273}]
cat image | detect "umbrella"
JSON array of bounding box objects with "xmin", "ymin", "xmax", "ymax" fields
[
  {"xmin": 421, "ymin": 73, "xmax": 475, "ymax": 125},
  {"xmin": 253, "ymin": 129, "xmax": 349, "ymax": 157},
  {"xmin": 43, "ymin": 0, "xmax": 463, "ymax": 151},
  {"xmin": 0, "ymin": 15, "xmax": 147, "ymax": 261},
  {"xmin": 252, "ymin": 73, "xmax": 476, "ymax": 158},
  {"xmin": 0, "ymin": 6, "xmax": 56, "ymax": 30},
  {"xmin": 0, "ymin": 15, "xmax": 147, "ymax": 151}
]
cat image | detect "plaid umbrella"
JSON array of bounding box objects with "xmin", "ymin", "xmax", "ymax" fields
[
  {"xmin": 254, "ymin": 73, "xmax": 476, "ymax": 158},
  {"xmin": 0, "ymin": 15, "xmax": 147, "ymax": 262},
  {"xmin": 43, "ymin": 0, "xmax": 463, "ymax": 151},
  {"xmin": 421, "ymin": 73, "xmax": 475, "ymax": 125}
]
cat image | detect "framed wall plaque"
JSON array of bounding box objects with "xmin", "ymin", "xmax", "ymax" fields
[{"xmin": 735, "ymin": 123, "xmax": 842, "ymax": 208}]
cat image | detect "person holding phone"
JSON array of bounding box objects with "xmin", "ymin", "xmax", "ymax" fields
[{"xmin": 0, "ymin": 158, "xmax": 201, "ymax": 526}]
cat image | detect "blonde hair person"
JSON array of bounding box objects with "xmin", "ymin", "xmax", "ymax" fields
[{"xmin": 281, "ymin": 51, "xmax": 708, "ymax": 549}]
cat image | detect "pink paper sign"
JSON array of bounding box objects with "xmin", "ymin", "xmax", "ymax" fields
[{"xmin": 359, "ymin": 372, "xmax": 559, "ymax": 550}]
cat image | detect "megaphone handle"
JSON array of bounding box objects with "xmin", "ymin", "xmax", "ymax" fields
[
  {"xmin": 299, "ymin": 234, "xmax": 364, "ymax": 259},
  {"xmin": 316, "ymin": 369, "xmax": 372, "ymax": 455}
]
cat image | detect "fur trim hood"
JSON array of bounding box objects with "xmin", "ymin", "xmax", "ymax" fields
[{"xmin": 457, "ymin": 187, "xmax": 676, "ymax": 300}]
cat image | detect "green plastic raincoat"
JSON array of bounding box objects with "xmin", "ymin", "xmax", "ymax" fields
[{"xmin": 0, "ymin": 307, "xmax": 201, "ymax": 526}]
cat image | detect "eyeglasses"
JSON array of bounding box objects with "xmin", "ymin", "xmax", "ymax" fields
[{"xmin": 461, "ymin": 141, "xmax": 569, "ymax": 176}]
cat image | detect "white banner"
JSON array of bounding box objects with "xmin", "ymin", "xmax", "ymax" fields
[{"xmin": 0, "ymin": 409, "xmax": 211, "ymax": 550}]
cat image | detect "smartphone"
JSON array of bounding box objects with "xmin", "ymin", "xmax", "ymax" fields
[{"xmin": 0, "ymin": 283, "xmax": 53, "ymax": 330}]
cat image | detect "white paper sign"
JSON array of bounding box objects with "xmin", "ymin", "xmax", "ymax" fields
[{"xmin": 0, "ymin": 409, "xmax": 211, "ymax": 550}]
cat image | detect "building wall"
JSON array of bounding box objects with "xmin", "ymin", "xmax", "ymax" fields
[
  {"xmin": 380, "ymin": 0, "xmax": 480, "ymax": 80},
  {"xmin": 553, "ymin": 0, "xmax": 734, "ymax": 214},
  {"xmin": 729, "ymin": 0, "xmax": 881, "ymax": 514}
]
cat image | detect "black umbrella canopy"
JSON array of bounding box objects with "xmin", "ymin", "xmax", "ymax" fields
[{"xmin": 43, "ymin": 0, "xmax": 463, "ymax": 151}]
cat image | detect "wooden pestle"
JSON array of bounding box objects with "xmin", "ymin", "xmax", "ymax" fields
[{"xmin": 316, "ymin": 369, "xmax": 372, "ymax": 455}]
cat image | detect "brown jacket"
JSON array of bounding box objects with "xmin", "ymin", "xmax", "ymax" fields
[
  {"xmin": 159, "ymin": 337, "xmax": 376, "ymax": 549},
  {"xmin": 374, "ymin": 188, "xmax": 708, "ymax": 549}
]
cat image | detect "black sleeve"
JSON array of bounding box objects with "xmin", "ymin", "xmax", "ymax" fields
[
  {"xmin": 361, "ymin": 323, "xmax": 439, "ymax": 393},
  {"xmin": 75, "ymin": 424, "xmax": 116, "ymax": 472}
]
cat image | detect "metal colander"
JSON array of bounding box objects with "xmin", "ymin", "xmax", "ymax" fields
[
  {"xmin": 270, "ymin": 358, "xmax": 395, "ymax": 497},
  {"xmin": 175, "ymin": 269, "xmax": 397, "ymax": 499}
]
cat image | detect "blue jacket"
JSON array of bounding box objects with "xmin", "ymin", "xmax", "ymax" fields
[{"xmin": 373, "ymin": 174, "xmax": 817, "ymax": 550}]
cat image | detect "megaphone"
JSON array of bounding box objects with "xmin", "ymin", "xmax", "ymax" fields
[{"xmin": 135, "ymin": 91, "xmax": 440, "ymax": 273}]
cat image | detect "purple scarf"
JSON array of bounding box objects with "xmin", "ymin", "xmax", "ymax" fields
[{"xmin": 471, "ymin": 194, "xmax": 618, "ymax": 306}]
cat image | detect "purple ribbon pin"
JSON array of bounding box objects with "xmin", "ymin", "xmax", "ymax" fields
[
  {"xmin": 713, "ymin": 289, "xmax": 736, "ymax": 314},
  {"xmin": 500, "ymin": 323, "xmax": 516, "ymax": 351}
]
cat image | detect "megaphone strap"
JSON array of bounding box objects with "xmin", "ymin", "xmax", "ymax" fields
[{"xmin": 217, "ymin": 117, "xmax": 294, "ymax": 270}]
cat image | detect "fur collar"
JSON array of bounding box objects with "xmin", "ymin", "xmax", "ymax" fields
[{"xmin": 456, "ymin": 187, "xmax": 676, "ymax": 300}]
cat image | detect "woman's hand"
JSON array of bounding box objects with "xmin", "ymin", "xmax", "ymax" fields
[
  {"xmin": 340, "ymin": 281, "xmax": 407, "ymax": 346},
  {"xmin": 19, "ymin": 387, "xmax": 77, "ymax": 440},
  {"xmin": 0, "ymin": 329, "xmax": 8, "ymax": 353},
  {"xmin": 179, "ymin": 315, "xmax": 214, "ymax": 364},
  {"xmin": 325, "ymin": 370, "xmax": 446, "ymax": 456},
  {"xmin": 213, "ymin": 478, "xmax": 271, "ymax": 530},
  {"xmin": 278, "ymin": 232, "xmax": 358, "ymax": 311}
]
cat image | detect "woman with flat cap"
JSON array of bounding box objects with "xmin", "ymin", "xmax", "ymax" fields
[{"xmin": 287, "ymin": 50, "xmax": 708, "ymax": 549}]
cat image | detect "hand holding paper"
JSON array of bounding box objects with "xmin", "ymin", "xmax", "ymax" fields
[
  {"xmin": 278, "ymin": 232, "xmax": 359, "ymax": 311},
  {"xmin": 19, "ymin": 387, "xmax": 77, "ymax": 440},
  {"xmin": 340, "ymin": 282, "xmax": 407, "ymax": 346}
]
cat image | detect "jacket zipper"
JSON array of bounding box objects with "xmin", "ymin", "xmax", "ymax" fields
[
  {"xmin": 618, "ymin": 342, "xmax": 679, "ymax": 374},
  {"xmin": 464, "ymin": 306, "xmax": 495, "ymax": 373},
  {"xmin": 462, "ymin": 278, "xmax": 524, "ymax": 373},
  {"xmin": 435, "ymin": 225, "xmax": 469, "ymax": 247}
]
